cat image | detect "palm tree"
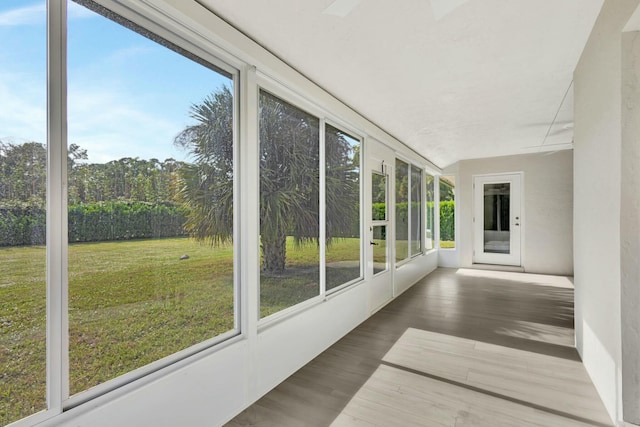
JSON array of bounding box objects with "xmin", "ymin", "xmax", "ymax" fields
[
  {"xmin": 174, "ymin": 86, "xmax": 234, "ymax": 246},
  {"xmin": 175, "ymin": 87, "xmax": 358, "ymax": 274}
]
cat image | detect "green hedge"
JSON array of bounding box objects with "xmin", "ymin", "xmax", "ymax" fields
[
  {"xmin": 372, "ymin": 201, "xmax": 454, "ymax": 241},
  {"xmin": 439, "ymin": 200, "xmax": 455, "ymax": 241},
  {"xmin": 0, "ymin": 201, "xmax": 188, "ymax": 247},
  {"xmin": 68, "ymin": 201, "xmax": 188, "ymax": 242},
  {"xmin": 1, "ymin": 200, "xmax": 453, "ymax": 247},
  {"xmin": 0, "ymin": 204, "xmax": 46, "ymax": 246}
]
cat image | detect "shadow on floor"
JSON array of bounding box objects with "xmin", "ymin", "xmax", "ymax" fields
[{"xmin": 225, "ymin": 267, "xmax": 584, "ymax": 427}]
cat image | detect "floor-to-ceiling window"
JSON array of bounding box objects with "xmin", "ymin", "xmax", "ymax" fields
[
  {"xmin": 1, "ymin": 1, "xmax": 240, "ymax": 423},
  {"xmin": 67, "ymin": 0, "xmax": 238, "ymax": 396}
]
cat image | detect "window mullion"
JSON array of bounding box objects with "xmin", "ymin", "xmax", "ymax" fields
[
  {"xmin": 319, "ymin": 120, "xmax": 326, "ymax": 297},
  {"xmin": 46, "ymin": 0, "xmax": 69, "ymax": 411}
]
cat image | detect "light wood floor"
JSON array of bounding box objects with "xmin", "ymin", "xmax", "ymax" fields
[{"xmin": 226, "ymin": 268, "xmax": 612, "ymax": 427}]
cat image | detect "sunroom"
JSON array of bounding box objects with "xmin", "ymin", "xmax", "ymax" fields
[{"xmin": 1, "ymin": 0, "xmax": 639, "ymax": 426}]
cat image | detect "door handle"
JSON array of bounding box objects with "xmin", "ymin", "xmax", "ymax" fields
[{"xmin": 370, "ymin": 241, "xmax": 379, "ymax": 246}]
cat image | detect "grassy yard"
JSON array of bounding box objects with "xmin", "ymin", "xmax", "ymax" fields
[
  {"xmin": 1, "ymin": 236, "xmax": 363, "ymax": 425},
  {"xmin": 0, "ymin": 245, "xmax": 47, "ymax": 425},
  {"xmin": 67, "ymin": 238, "xmax": 235, "ymax": 396},
  {"xmin": 259, "ymin": 237, "xmax": 362, "ymax": 317}
]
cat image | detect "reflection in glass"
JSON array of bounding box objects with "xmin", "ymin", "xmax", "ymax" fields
[
  {"xmin": 372, "ymin": 172, "xmax": 386, "ymax": 221},
  {"xmin": 395, "ymin": 159, "xmax": 409, "ymax": 262},
  {"xmin": 483, "ymin": 183, "xmax": 510, "ymax": 254},
  {"xmin": 326, "ymin": 125, "xmax": 360, "ymax": 291},
  {"xmin": 68, "ymin": 1, "xmax": 235, "ymax": 395},
  {"xmin": 372, "ymin": 226, "xmax": 387, "ymax": 275},
  {"xmin": 0, "ymin": 0, "xmax": 47, "ymax": 423},
  {"xmin": 259, "ymin": 91, "xmax": 320, "ymax": 317}
]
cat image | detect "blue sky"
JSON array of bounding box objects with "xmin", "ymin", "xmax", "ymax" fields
[{"xmin": 0, "ymin": 0, "xmax": 232, "ymax": 163}]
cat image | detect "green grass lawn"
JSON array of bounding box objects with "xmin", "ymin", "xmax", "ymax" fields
[
  {"xmin": 259, "ymin": 237, "xmax": 362, "ymax": 317},
  {"xmin": 1, "ymin": 237, "xmax": 236, "ymax": 425},
  {"xmin": 67, "ymin": 238, "xmax": 235, "ymax": 396},
  {"xmin": 1, "ymin": 236, "xmax": 363, "ymax": 425},
  {"xmin": 0, "ymin": 245, "xmax": 47, "ymax": 425}
]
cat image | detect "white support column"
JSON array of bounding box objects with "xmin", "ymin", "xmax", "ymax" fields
[
  {"xmin": 239, "ymin": 64, "xmax": 261, "ymax": 401},
  {"xmin": 46, "ymin": 0, "xmax": 69, "ymax": 410}
]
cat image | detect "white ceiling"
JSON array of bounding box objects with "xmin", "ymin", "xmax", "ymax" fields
[{"xmin": 198, "ymin": 0, "xmax": 604, "ymax": 168}]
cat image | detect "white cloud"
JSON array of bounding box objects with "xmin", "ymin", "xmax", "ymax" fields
[
  {"xmin": 67, "ymin": 86, "xmax": 190, "ymax": 163},
  {"xmin": 0, "ymin": 71, "xmax": 190, "ymax": 163},
  {"xmin": 0, "ymin": 74, "xmax": 46, "ymax": 143},
  {"xmin": 0, "ymin": 3, "xmax": 45, "ymax": 27}
]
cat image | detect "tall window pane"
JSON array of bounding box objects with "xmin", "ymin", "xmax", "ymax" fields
[
  {"xmin": 259, "ymin": 91, "xmax": 320, "ymax": 317},
  {"xmin": 325, "ymin": 125, "xmax": 360, "ymax": 290},
  {"xmin": 425, "ymin": 174, "xmax": 435, "ymax": 250},
  {"xmin": 68, "ymin": 1, "xmax": 235, "ymax": 395},
  {"xmin": 440, "ymin": 175, "xmax": 456, "ymax": 248},
  {"xmin": 0, "ymin": 1, "xmax": 47, "ymax": 424},
  {"xmin": 395, "ymin": 159, "xmax": 409, "ymax": 262},
  {"xmin": 410, "ymin": 165, "xmax": 422, "ymax": 256},
  {"xmin": 372, "ymin": 172, "xmax": 388, "ymax": 275}
]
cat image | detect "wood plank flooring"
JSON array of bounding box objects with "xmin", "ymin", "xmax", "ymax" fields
[{"xmin": 226, "ymin": 268, "xmax": 611, "ymax": 427}]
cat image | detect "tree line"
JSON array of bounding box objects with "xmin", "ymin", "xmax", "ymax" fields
[{"xmin": 0, "ymin": 140, "xmax": 185, "ymax": 207}]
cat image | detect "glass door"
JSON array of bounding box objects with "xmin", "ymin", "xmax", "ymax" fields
[
  {"xmin": 473, "ymin": 173, "xmax": 522, "ymax": 266},
  {"xmin": 367, "ymin": 139, "xmax": 394, "ymax": 312}
]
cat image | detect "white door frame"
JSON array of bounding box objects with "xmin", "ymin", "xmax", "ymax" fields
[
  {"xmin": 473, "ymin": 173, "xmax": 523, "ymax": 266},
  {"xmin": 366, "ymin": 139, "xmax": 395, "ymax": 313}
]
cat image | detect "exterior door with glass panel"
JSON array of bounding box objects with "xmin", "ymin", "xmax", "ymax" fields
[
  {"xmin": 473, "ymin": 173, "xmax": 522, "ymax": 266},
  {"xmin": 367, "ymin": 139, "xmax": 394, "ymax": 312}
]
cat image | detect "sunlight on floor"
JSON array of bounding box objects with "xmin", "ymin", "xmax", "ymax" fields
[
  {"xmin": 456, "ymin": 268, "xmax": 574, "ymax": 289},
  {"xmin": 333, "ymin": 328, "xmax": 610, "ymax": 427}
]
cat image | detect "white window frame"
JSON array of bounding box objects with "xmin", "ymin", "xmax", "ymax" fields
[
  {"xmin": 409, "ymin": 164, "xmax": 424, "ymax": 259},
  {"xmin": 256, "ymin": 76, "xmax": 366, "ymax": 327},
  {"xmin": 324, "ymin": 120, "xmax": 364, "ymax": 295},
  {"xmin": 394, "ymin": 155, "xmax": 425, "ymax": 267},
  {"xmin": 424, "ymin": 170, "xmax": 437, "ymax": 253},
  {"xmin": 4, "ymin": 2, "xmax": 245, "ymax": 425}
]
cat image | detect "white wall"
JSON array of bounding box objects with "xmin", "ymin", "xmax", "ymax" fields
[
  {"xmin": 28, "ymin": 1, "xmax": 440, "ymax": 426},
  {"xmin": 454, "ymin": 151, "xmax": 574, "ymax": 275},
  {"xmin": 574, "ymin": 0, "xmax": 640, "ymax": 423},
  {"xmin": 621, "ymin": 21, "xmax": 640, "ymax": 426}
]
